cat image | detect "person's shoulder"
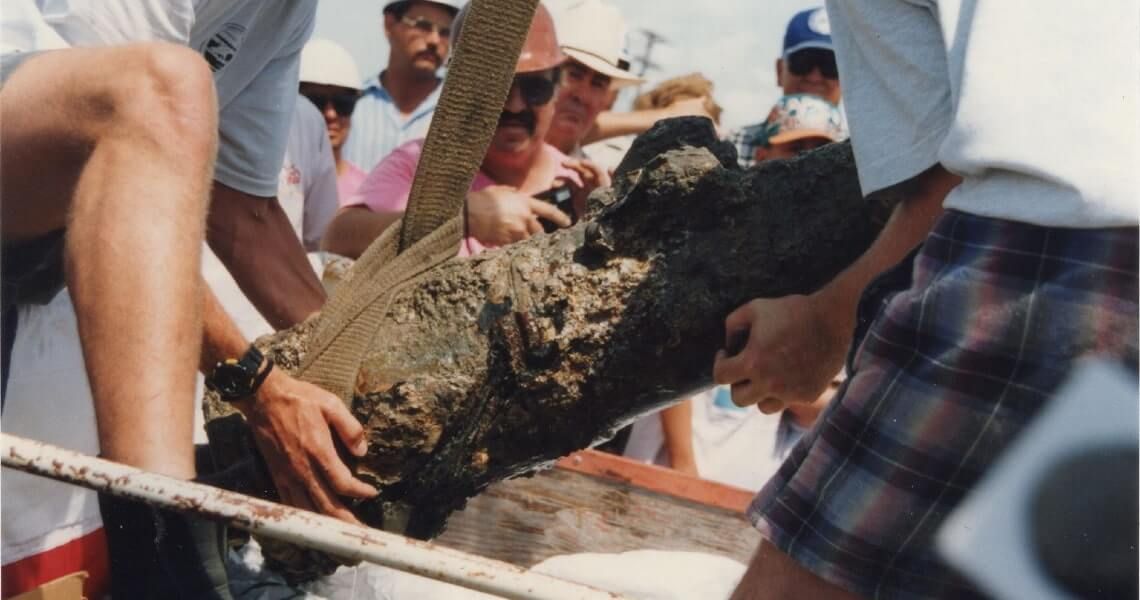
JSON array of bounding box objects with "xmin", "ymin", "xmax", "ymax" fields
[
  {"xmin": 360, "ymin": 74, "xmax": 385, "ymax": 94},
  {"xmin": 290, "ymin": 95, "xmax": 329, "ymax": 150},
  {"xmin": 195, "ymin": 0, "xmax": 315, "ymax": 40},
  {"xmin": 251, "ymin": 0, "xmax": 316, "ymax": 25},
  {"xmin": 292, "ymin": 93, "xmax": 323, "ymax": 126},
  {"xmin": 344, "ymin": 161, "xmax": 368, "ymax": 181},
  {"xmin": 365, "ymin": 138, "xmax": 426, "ymax": 177},
  {"xmin": 390, "ymin": 138, "xmax": 427, "ymax": 161}
]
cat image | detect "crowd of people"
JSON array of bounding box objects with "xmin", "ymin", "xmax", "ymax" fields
[{"xmin": 1, "ymin": 0, "xmax": 1135, "ymax": 598}]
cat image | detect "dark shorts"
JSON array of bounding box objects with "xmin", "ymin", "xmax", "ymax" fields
[
  {"xmin": 748, "ymin": 210, "xmax": 1139, "ymax": 599},
  {"xmin": 1, "ymin": 231, "xmax": 67, "ymax": 399}
]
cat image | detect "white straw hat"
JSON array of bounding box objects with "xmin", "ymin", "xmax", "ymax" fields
[
  {"xmin": 555, "ymin": 0, "xmax": 644, "ymax": 87},
  {"xmin": 382, "ymin": 0, "xmax": 464, "ymax": 14}
]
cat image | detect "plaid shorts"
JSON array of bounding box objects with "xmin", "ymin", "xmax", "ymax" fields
[{"xmin": 749, "ymin": 210, "xmax": 1139, "ymax": 599}]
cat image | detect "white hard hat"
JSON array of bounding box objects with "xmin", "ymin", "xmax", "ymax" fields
[
  {"xmin": 299, "ymin": 39, "xmax": 362, "ymax": 91},
  {"xmin": 382, "ymin": 0, "xmax": 464, "ymax": 14},
  {"xmin": 555, "ymin": 0, "xmax": 643, "ymax": 87}
]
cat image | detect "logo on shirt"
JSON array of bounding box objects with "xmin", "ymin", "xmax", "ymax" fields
[
  {"xmin": 281, "ymin": 164, "xmax": 301, "ymax": 186},
  {"xmin": 808, "ymin": 8, "xmax": 831, "ymax": 36},
  {"xmin": 201, "ymin": 22, "xmax": 247, "ymax": 72}
]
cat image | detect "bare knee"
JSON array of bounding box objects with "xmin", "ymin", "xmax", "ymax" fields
[
  {"xmin": 1, "ymin": 44, "xmax": 219, "ymax": 238},
  {"xmin": 103, "ymin": 43, "xmax": 218, "ymax": 156}
]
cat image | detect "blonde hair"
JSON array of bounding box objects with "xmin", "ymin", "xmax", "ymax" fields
[{"xmin": 632, "ymin": 73, "xmax": 723, "ymax": 125}]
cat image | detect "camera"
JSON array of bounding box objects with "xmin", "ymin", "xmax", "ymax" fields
[{"xmin": 533, "ymin": 186, "xmax": 575, "ymax": 233}]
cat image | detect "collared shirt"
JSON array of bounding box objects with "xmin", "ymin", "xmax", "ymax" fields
[
  {"xmin": 336, "ymin": 161, "xmax": 367, "ymax": 204},
  {"xmin": 728, "ymin": 122, "xmax": 769, "ymax": 169},
  {"xmin": 340, "ymin": 73, "xmax": 443, "ymax": 172},
  {"xmin": 346, "ymin": 138, "xmax": 582, "ymax": 257}
]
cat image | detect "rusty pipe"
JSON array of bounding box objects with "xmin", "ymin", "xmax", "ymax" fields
[{"xmin": 1, "ymin": 433, "xmax": 622, "ymax": 600}]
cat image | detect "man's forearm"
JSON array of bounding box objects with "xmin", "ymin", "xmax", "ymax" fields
[
  {"xmin": 585, "ymin": 97, "xmax": 716, "ymax": 145},
  {"xmin": 813, "ymin": 165, "xmax": 961, "ymax": 336},
  {"xmin": 583, "ymin": 108, "xmax": 671, "ymax": 144},
  {"xmin": 199, "ymin": 283, "xmax": 254, "ymax": 373},
  {"xmin": 206, "ymin": 182, "xmax": 325, "ymax": 330},
  {"xmin": 321, "ymin": 206, "xmax": 402, "ymax": 259}
]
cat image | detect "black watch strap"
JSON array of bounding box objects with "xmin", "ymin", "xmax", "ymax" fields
[
  {"xmin": 249, "ymin": 355, "xmax": 274, "ymax": 394},
  {"xmin": 206, "ymin": 345, "xmax": 273, "ymax": 402},
  {"xmin": 234, "ymin": 345, "xmax": 264, "ymax": 376}
]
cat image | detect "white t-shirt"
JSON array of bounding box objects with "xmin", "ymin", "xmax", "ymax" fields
[
  {"xmin": 0, "ymin": 0, "xmax": 68, "ymax": 56},
  {"xmin": 280, "ymin": 95, "xmax": 339, "ymax": 253},
  {"xmin": 1, "ymin": 293, "xmax": 103, "ymax": 566},
  {"xmin": 623, "ymin": 387, "xmax": 800, "ymax": 492},
  {"xmin": 826, "ymin": 0, "xmax": 1139, "ymax": 228},
  {"xmin": 21, "ymin": 0, "xmax": 317, "ymax": 197},
  {"xmin": 202, "ymin": 95, "xmax": 335, "ymax": 342}
]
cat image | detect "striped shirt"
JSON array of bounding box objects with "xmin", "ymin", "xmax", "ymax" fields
[{"xmin": 340, "ymin": 73, "xmax": 442, "ymax": 172}]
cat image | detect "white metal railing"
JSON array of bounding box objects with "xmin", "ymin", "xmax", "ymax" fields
[{"xmin": 1, "ymin": 433, "xmax": 624, "ymax": 600}]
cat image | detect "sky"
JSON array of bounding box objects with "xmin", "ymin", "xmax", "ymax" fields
[{"xmin": 313, "ymin": 0, "xmax": 824, "ymax": 131}]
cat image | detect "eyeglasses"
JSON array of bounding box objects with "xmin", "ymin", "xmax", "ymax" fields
[
  {"xmin": 786, "ymin": 48, "xmax": 839, "ymax": 79},
  {"xmin": 513, "ymin": 68, "xmax": 560, "ymax": 107},
  {"xmin": 301, "ymin": 91, "xmax": 359, "ymax": 117},
  {"xmin": 401, "ymin": 16, "xmax": 451, "ymax": 39}
]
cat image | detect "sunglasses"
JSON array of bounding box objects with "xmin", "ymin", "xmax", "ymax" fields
[
  {"xmin": 513, "ymin": 68, "xmax": 560, "ymax": 107},
  {"xmin": 786, "ymin": 48, "xmax": 839, "ymax": 79},
  {"xmin": 301, "ymin": 91, "xmax": 359, "ymax": 117},
  {"xmin": 401, "ymin": 16, "xmax": 451, "ymax": 39}
]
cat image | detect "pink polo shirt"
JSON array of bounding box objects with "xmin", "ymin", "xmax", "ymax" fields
[
  {"xmin": 344, "ymin": 138, "xmax": 581, "ymax": 256},
  {"xmin": 336, "ymin": 160, "xmax": 367, "ymax": 204}
]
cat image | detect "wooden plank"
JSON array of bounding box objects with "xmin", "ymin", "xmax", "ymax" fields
[
  {"xmin": 435, "ymin": 451, "xmax": 761, "ymax": 567},
  {"xmin": 556, "ymin": 450, "xmax": 755, "ymax": 513}
]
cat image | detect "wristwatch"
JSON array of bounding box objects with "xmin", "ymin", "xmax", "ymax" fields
[{"xmin": 206, "ymin": 346, "xmax": 274, "ymax": 402}]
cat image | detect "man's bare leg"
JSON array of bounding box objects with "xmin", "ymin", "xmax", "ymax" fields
[
  {"xmin": 731, "ymin": 540, "xmax": 862, "ymax": 600},
  {"xmin": 1, "ymin": 43, "xmax": 217, "ymax": 478}
]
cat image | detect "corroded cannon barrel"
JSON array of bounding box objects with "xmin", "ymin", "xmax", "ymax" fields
[{"xmin": 205, "ymin": 118, "xmax": 896, "ymax": 578}]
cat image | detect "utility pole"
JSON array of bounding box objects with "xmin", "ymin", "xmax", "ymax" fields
[{"xmin": 627, "ymin": 28, "xmax": 667, "ymax": 95}]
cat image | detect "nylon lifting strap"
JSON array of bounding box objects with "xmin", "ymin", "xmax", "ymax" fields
[{"xmin": 298, "ymin": 0, "xmax": 541, "ymax": 402}]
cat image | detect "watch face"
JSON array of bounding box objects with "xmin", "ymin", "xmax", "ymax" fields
[
  {"xmin": 208, "ymin": 348, "xmax": 266, "ymax": 401},
  {"xmin": 213, "ymin": 363, "xmax": 253, "ymax": 399}
]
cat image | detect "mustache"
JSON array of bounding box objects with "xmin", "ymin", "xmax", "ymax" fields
[
  {"xmin": 414, "ymin": 47, "xmax": 442, "ymax": 63},
  {"xmin": 497, "ymin": 109, "xmax": 536, "ymax": 135}
]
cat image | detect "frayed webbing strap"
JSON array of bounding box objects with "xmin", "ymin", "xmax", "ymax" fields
[
  {"xmin": 398, "ymin": 0, "xmax": 541, "ymax": 252},
  {"xmin": 298, "ymin": 0, "xmax": 539, "ymax": 402},
  {"xmin": 299, "ymin": 218, "xmax": 463, "ymax": 401}
]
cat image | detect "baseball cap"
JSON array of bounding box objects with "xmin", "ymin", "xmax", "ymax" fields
[
  {"xmin": 782, "ymin": 7, "xmax": 832, "ymax": 58},
  {"xmin": 761, "ymin": 94, "xmax": 847, "ymax": 146},
  {"xmin": 555, "ymin": 0, "xmax": 644, "ymax": 87}
]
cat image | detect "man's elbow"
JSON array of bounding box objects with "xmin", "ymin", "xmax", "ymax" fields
[
  {"xmin": 321, "ymin": 206, "xmax": 399, "ymax": 260},
  {"xmin": 321, "ymin": 209, "xmax": 364, "ymax": 259}
]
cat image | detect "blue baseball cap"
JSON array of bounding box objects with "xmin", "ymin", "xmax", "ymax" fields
[{"xmin": 782, "ymin": 7, "xmax": 832, "ymax": 58}]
